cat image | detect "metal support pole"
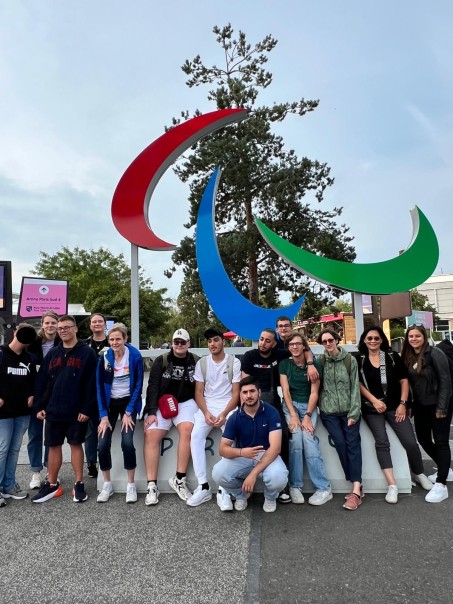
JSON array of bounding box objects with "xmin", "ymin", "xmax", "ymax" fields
[
  {"xmin": 353, "ymin": 292, "xmax": 364, "ymax": 344},
  {"xmin": 131, "ymin": 243, "xmax": 140, "ymax": 347}
]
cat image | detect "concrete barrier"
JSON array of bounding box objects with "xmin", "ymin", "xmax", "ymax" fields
[{"xmin": 98, "ymin": 412, "xmax": 412, "ymax": 494}]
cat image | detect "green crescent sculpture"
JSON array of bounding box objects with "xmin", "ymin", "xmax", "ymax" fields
[{"xmin": 254, "ymin": 206, "xmax": 439, "ymax": 295}]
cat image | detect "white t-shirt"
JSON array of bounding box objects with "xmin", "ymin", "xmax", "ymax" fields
[
  {"xmin": 194, "ymin": 354, "xmax": 241, "ymax": 408},
  {"xmin": 111, "ymin": 347, "xmax": 131, "ymax": 399}
]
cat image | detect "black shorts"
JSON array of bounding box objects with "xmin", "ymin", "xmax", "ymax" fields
[{"xmin": 44, "ymin": 419, "xmax": 88, "ymax": 447}]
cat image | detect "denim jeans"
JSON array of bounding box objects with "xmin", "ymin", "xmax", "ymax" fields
[
  {"xmin": 283, "ymin": 402, "xmax": 330, "ymax": 490},
  {"xmin": 0, "ymin": 415, "xmax": 30, "ymax": 491},
  {"xmin": 320, "ymin": 412, "xmax": 362, "ymax": 483},
  {"xmin": 27, "ymin": 413, "xmax": 48, "ymax": 472},
  {"xmin": 98, "ymin": 398, "xmax": 136, "ymax": 471},
  {"xmin": 212, "ymin": 452, "xmax": 288, "ymax": 501}
]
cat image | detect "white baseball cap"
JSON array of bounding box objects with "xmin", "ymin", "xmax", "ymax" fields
[{"xmin": 172, "ymin": 328, "xmax": 190, "ymax": 342}]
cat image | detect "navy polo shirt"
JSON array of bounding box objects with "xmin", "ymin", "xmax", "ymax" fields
[{"xmin": 223, "ymin": 402, "xmax": 282, "ymax": 450}]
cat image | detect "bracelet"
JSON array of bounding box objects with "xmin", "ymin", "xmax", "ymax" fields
[
  {"xmin": 306, "ymin": 411, "xmax": 313, "ymax": 418},
  {"xmin": 400, "ymin": 400, "xmax": 407, "ymax": 406},
  {"xmin": 306, "ymin": 361, "xmax": 314, "ymax": 366}
]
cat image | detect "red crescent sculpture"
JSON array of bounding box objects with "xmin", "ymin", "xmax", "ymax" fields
[{"xmin": 111, "ymin": 108, "xmax": 248, "ymax": 250}]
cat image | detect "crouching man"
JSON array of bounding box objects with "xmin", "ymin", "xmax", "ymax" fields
[{"xmin": 212, "ymin": 376, "xmax": 288, "ymax": 513}]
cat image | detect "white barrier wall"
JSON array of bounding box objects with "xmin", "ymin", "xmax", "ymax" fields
[{"xmin": 98, "ymin": 414, "xmax": 412, "ymax": 494}]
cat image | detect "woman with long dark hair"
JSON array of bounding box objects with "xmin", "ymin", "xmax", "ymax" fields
[
  {"xmin": 358, "ymin": 326, "xmax": 432, "ymax": 503},
  {"xmin": 401, "ymin": 325, "xmax": 452, "ymax": 503}
]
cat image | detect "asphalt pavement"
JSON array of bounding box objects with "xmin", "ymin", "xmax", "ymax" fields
[{"xmin": 3, "ymin": 455, "xmax": 453, "ymax": 604}]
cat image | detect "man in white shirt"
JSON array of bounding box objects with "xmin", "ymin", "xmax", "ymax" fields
[{"xmin": 187, "ymin": 327, "xmax": 241, "ymax": 509}]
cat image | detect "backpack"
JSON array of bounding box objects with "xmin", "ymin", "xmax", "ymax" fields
[
  {"xmin": 318, "ymin": 352, "xmax": 352, "ymax": 376},
  {"xmin": 199, "ymin": 354, "xmax": 235, "ymax": 383}
]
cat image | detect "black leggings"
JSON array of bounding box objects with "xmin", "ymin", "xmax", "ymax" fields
[{"xmin": 413, "ymin": 401, "xmax": 453, "ymax": 484}]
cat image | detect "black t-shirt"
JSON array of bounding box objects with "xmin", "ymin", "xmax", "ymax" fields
[
  {"xmin": 359, "ymin": 352, "xmax": 408, "ymax": 412},
  {"xmin": 241, "ymin": 348, "xmax": 290, "ymax": 392},
  {"xmin": 85, "ymin": 337, "xmax": 109, "ymax": 356},
  {"xmin": 0, "ymin": 345, "xmax": 37, "ymax": 418},
  {"xmin": 164, "ymin": 354, "xmax": 197, "ymax": 402}
]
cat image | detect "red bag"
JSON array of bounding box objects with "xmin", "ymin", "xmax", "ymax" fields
[{"xmin": 158, "ymin": 394, "xmax": 179, "ymax": 419}]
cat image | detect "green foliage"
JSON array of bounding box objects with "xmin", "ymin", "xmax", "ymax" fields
[
  {"xmin": 32, "ymin": 247, "xmax": 171, "ymax": 341},
  {"xmin": 167, "ymin": 24, "xmax": 356, "ymax": 325}
]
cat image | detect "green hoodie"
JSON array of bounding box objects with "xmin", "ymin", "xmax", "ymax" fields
[{"xmin": 318, "ymin": 346, "xmax": 361, "ymax": 421}]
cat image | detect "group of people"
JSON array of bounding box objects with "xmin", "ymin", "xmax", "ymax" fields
[{"xmin": 1, "ymin": 312, "xmax": 452, "ymax": 511}]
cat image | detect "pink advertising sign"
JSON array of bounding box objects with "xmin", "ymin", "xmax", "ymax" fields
[{"xmin": 18, "ymin": 277, "xmax": 68, "ymax": 318}]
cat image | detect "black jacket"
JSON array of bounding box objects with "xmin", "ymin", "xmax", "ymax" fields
[
  {"xmin": 408, "ymin": 346, "xmax": 452, "ymax": 414},
  {"xmin": 34, "ymin": 340, "xmax": 97, "ymax": 421}
]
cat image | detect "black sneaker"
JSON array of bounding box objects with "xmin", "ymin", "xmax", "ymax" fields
[
  {"xmin": 87, "ymin": 463, "xmax": 98, "ymax": 479},
  {"xmin": 31, "ymin": 481, "xmax": 64, "ymax": 504},
  {"xmin": 277, "ymin": 486, "xmax": 291, "ymax": 504},
  {"xmin": 72, "ymin": 481, "xmax": 88, "ymax": 503}
]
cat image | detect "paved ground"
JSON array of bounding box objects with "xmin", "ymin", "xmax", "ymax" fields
[{"xmin": 3, "ymin": 455, "xmax": 453, "ymax": 604}]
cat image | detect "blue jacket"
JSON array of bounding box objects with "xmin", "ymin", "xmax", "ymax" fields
[{"xmin": 97, "ymin": 343, "xmax": 144, "ymax": 418}]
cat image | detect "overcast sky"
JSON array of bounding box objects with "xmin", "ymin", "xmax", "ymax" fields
[{"xmin": 1, "ymin": 1, "xmax": 452, "ymax": 303}]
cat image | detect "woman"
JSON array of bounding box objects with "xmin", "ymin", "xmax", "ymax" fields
[
  {"xmin": 279, "ymin": 331, "xmax": 332, "ymax": 506},
  {"xmin": 0, "ymin": 324, "xmax": 37, "ymax": 506},
  {"xmin": 316, "ymin": 328, "xmax": 363, "ymax": 510},
  {"xmin": 27, "ymin": 310, "xmax": 60, "ymax": 489},
  {"xmin": 96, "ymin": 323, "xmax": 144, "ymax": 504},
  {"xmin": 401, "ymin": 325, "xmax": 452, "ymax": 503},
  {"xmin": 358, "ymin": 326, "xmax": 432, "ymax": 503}
]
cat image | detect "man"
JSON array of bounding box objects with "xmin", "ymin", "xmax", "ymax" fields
[
  {"xmin": 275, "ymin": 316, "xmax": 293, "ymax": 350},
  {"xmin": 187, "ymin": 327, "xmax": 241, "ymax": 509},
  {"xmin": 83, "ymin": 312, "xmax": 110, "ymax": 479},
  {"xmin": 212, "ymin": 376, "xmax": 288, "ymax": 513},
  {"xmin": 32, "ymin": 315, "xmax": 97, "ymax": 503},
  {"xmin": 0, "ymin": 324, "xmax": 37, "ymax": 506},
  {"xmin": 143, "ymin": 328, "xmax": 199, "ymax": 506},
  {"xmin": 241, "ymin": 328, "xmax": 318, "ymax": 503}
]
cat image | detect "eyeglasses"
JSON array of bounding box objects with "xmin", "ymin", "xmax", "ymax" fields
[
  {"xmin": 57, "ymin": 325, "xmax": 75, "ymax": 333},
  {"xmin": 288, "ymin": 342, "xmax": 303, "ymax": 347},
  {"xmin": 321, "ymin": 338, "xmax": 335, "ymax": 344},
  {"xmin": 277, "ymin": 324, "xmax": 291, "ymax": 329},
  {"xmin": 365, "ymin": 336, "xmax": 381, "ymax": 342},
  {"xmin": 173, "ymin": 339, "xmax": 188, "ymax": 346}
]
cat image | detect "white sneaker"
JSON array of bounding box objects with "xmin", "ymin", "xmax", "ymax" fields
[
  {"xmin": 428, "ymin": 468, "xmax": 453, "ymax": 484},
  {"xmin": 414, "ymin": 473, "xmax": 433, "ymax": 491},
  {"xmin": 187, "ymin": 485, "xmax": 212, "ymax": 507},
  {"xmin": 145, "ymin": 481, "xmax": 159, "ymax": 506},
  {"xmin": 216, "ymin": 487, "xmax": 233, "ymax": 511},
  {"xmin": 263, "ymin": 498, "xmax": 277, "ymax": 512},
  {"xmin": 308, "ymin": 489, "xmax": 333, "ymax": 506},
  {"xmin": 97, "ymin": 482, "xmax": 114, "ymax": 503},
  {"xmin": 168, "ymin": 476, "xmax": 192, "ymax": 501},
  {"xmin": 126, "ymin": 483, "xmax": 137, "ymax": 504},
  {"xmin": 30, "ymin": 472, "xmax": 42, "ymax": 490},
  {"xmin": 234, "ymin": 498, "xmax": 248, "ymax": 511},
  {"xmin": 289, "ymin": 487, "xmax": 305, "ymax": 504},
  {"xmin": 385, "ymin": 484, "xmax": 398, "ymax": 504},
  {"xmin": 425, "ymin": 482, "xmax": 448, "ymax": 503}
]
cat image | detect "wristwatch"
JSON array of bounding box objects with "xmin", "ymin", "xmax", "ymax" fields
[
  {"xmin": 306, "ymin": 361, "xmax": 314, "ymax": 366},
  {"xmin": 306, "ymin": 411, "xmax": 313, "ymax": 418},
  {"xmin": 399, "ymin": 400, "xmax": 407, "ymax": 406}
]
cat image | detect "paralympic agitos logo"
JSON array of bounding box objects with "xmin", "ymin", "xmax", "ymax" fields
[{"xmin": 111, "ymin": 109, "xmax": 439, "ymax": 340}]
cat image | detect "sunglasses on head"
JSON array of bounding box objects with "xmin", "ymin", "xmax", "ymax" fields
[{"xmin": 408, "ymin": 323, "xmax": 425, "ymax": 329}]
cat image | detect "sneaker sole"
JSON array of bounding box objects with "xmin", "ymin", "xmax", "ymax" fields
[
  {"xmin": 97, "ymin": 492, "xmax": 113, "ymax": 503},
  {"xmin": 145, "ymin": 498, "xmax": 159, "ymax": 506},
  {"xmin": 32, "ymin": 486, "xmax": 64, "ymax": 503},
  {"xmin": 126, "ymin": 497, "xmax": 138, "ymax": 504}
]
